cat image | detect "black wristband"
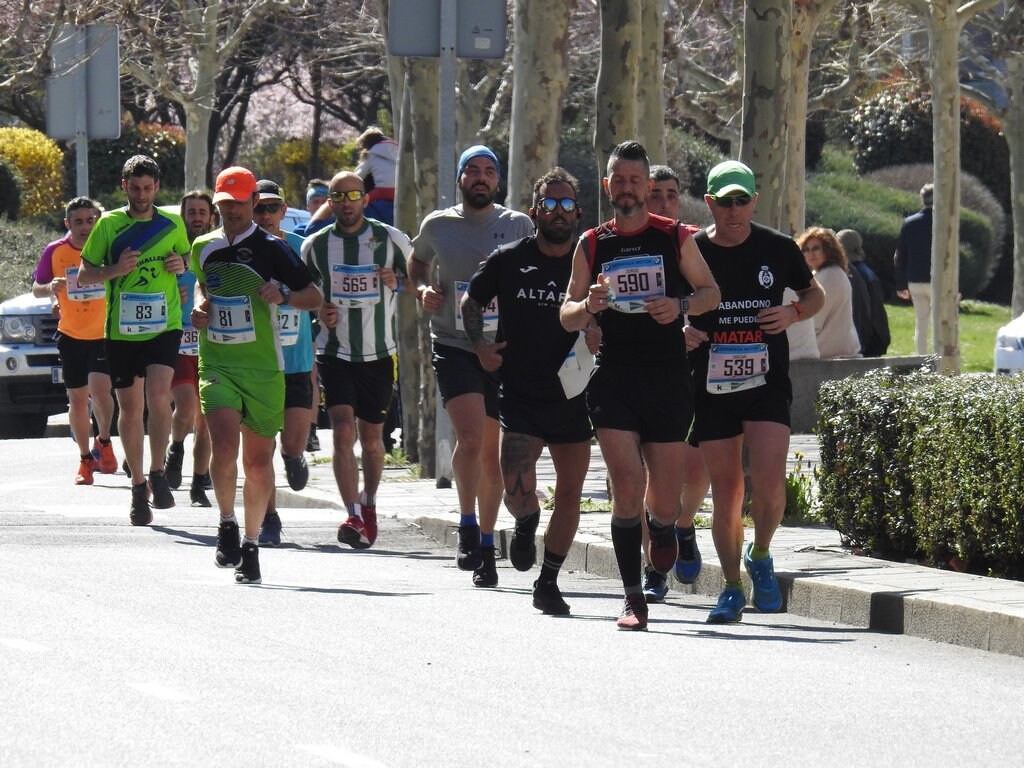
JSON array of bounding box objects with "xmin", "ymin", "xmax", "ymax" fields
[{"xmin": 584, "ymin": 298, "xmax": 597, "ymax": 315}]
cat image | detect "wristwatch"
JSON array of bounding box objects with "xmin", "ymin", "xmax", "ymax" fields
[
  {"xmin": 677, "ymin": 296, "xmax": 690, "ymax": 314},
  {"xmin": 279, "ymin": 286, "xmax": 291, "ymax": 306}
]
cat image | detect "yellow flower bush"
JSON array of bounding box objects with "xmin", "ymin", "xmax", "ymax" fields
[{"xmin": 0, "ymin": 128, "xmax": 64, "ymax": 218}]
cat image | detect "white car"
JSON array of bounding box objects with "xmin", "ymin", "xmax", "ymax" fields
[
  {"xmin": 994, "ymin": 313, "xmax": 1024, "ymax": 374},
  {"xmin": 0, "ymin": 292, "xmax": 66, "ymax": 437}
]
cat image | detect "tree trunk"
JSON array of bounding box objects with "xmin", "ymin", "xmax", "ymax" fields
[
  {"xmin": 1007, "ymin": 54, "xmax": 1024, "ymax": 318},
  {"xmin": 594, "ymin": 0, "xmax": 641, "ymax": 220},
  {"xmin": 740, "ymin": 0, "xmax": 792, "ymax": 231},
  {"xmin": 507, "ymin": 1, "xmax": 572, "ymax": 211},
  {"xmin": 636, "ymin": 0, "xmax": 665, "ymax": 166},
  {"xmin": 407, "ymin": 57, "xmax": 440, "ymax": 477},
  {"xmin": 309, "ymin": 61, "xmax": 324, "ymax": 181},
  {"xmin": 183, "ymin": 101, "xmax": 213, "ymax": 192},
  {"xmin": 928, "ymin": 2, "xmax": 962, "ymax": 372}
]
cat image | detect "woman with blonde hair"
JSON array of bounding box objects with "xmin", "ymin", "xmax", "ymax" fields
[{"xmin": 796, "ymin": 226, "xmax": 861, "ymax": 358}]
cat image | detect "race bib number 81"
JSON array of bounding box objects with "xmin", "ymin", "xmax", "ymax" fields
[{"xmin": 208, "ymin": 295, "xmax": 256, "ymax": 344}]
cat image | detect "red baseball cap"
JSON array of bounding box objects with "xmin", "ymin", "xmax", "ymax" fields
[{"xmin": 213, "ymin": 166, "xmax": 257, "ymax": 204}]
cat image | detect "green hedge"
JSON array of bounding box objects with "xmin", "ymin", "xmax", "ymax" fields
[{"xmin": 817, "ymin": 370, "xmax": 1024, "ymax": 579}]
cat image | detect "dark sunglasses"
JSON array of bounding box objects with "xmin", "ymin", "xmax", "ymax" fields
[
  {"xmin": 329, "ymin": 190, "xmax": 365, "ymax": 202},
  {"xmin": 711, "ymin": 195, "xmax": 752, "ymax": 208},
  {"xmin": 537, "ymin": 197, "xmax": 578, "ymax": 213},
  {"xmin": 254, "ymin": 203, "xmax": 282, "ymax": 214}
]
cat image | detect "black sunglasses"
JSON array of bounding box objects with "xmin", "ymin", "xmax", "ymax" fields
[
  {"xmin": 329, "ymin": 190, "xmax": 365, "ymax": 202},
  {"xmin": 254, "ymin": 203, "xmax": 282, "ymax": 214},
  {"xmin": 537, "ymin": 197, "xmax": 578, "ymax": 213},
  {"xmin": 711, "ymin": 195, "xmax": 752, "ymax": 208}
]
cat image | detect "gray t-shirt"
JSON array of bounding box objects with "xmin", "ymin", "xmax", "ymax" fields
[{"xmin": 413, "ymin": 203, "xmax": 534, "ymax": 352}]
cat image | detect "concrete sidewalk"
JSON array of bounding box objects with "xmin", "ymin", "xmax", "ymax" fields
[{"xmin": 276, "ymin": 434, "xmax": 1024, "ymax": 658}]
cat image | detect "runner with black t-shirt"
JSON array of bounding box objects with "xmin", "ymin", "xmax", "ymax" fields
[
  {"xmin": 685, "ymin": 160, "xmax": 824, "ymax": 624},
  {"xmin": 561, "ymin": 141, "xmax": 721, "ymax": 631},
  {"xmin": 464, "ymin": 168, "xmax": 599, "ymax": 616}
]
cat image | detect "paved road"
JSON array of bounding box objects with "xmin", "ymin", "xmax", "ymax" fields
[{"xmin": 2, "ymin": 437, "xmax": 1024, "ymax": 766}]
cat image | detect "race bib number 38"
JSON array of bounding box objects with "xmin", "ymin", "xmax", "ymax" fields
[
  {"xmin": 330, "ymin": 263, "xmax": 380, "ymax": 308},
  {"xmin": 208, "ymin": 295, "xmax": 256, "ymax": 344},
  {"xmin": 118, "ymin": 292, "xmax": 167, "ymax": 335},
  {"xmin": 602, "ymin": 255, "xmax": 666, "ymax": 313},
  {"xmin": 707, "ymin": 343, "xmax": 769, "ymax": 394}
]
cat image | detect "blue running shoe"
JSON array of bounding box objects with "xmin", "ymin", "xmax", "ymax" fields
[
  {"xmin": 744, "ymin": 543, "xmax": 783, "ymax": 612},
  {"xmin": 259, "ymin": 511, "xmax": 282, "ymax": 547},
  {"xmin": 707, "ymin": 587, "xmax": 746, "ymax": 623},
  {"xmin": 673, "ymin": 526, "xmax": 702, "ymax": 584},
  {"xmin": 642, "ymin": 566, "xmax": 669, "ymax": 603}
]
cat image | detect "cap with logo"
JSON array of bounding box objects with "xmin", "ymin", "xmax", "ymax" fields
[
  {"xmin": 707, "ymin": 160, "xmax": 756, "ymax": 198},
  {"xmin": 256, "ymin": 179, "xmax": 284, "ymax": 203},
  {"xmin": 213, "ymin": 167, "xmax": 258, "ymax": 204}
]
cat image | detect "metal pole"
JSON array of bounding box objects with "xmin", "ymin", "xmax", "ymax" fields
[{"xmin": 73, "ymin": 26, "xmax": 89, "ymax": 198}]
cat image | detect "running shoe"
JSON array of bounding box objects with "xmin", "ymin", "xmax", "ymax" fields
[
  {"xmin": 164, "ymin": 443, "xmax": 185, "ymax": 489},
  {"xmin": 707, "ymin": 586, "xmax": 747, "ymax": 624},
  {"xmin": 194, "ymin": 472, "xmax": 213, "ymax": 490},
  {"xmin": 642, "ymin": 566, "xmax": 669, "ymax": 603},
  {"xmin": 190, "ymin": 484, "xmax": 212, "ymax": 508},
  {"xmin": 259, "ymin": 511, "xmax": 282, "ymax": 547},
  {"xmin": 532, "ymin": 579, "xmax": 570, "ymax": 615},
  {"xmin": 616, "ymin": 593, "xmax": 649, "ymax": 631},
  {"xmin": 215, "ymin": 519, "xmax": 242, "ymax": 568},
  {"xmin": 456, "ymin": 523, "xmax": 482, "ymax": 571},
  {"xmin": 95, "ymin": 439, "xmax": 118, "ymax": 474},
  {"xmin": 472, "ymin": 547, "xmax": 498, "ymax": 588},
  {"xmin": 234, "ymin": 541, "xmax": 262, "ymax": 584},
  {"xmin": 338, "ymin": 513, "xmax": 371, "ymax": 549},
  {"xmin": 148, "ymin": 470, "xmax": 175, "ymax": 509},
  {"xmin": 283, "ymin": 453, "xmax": 308, "ymax": 491},
  {"xmin": 508, "ymin": 510, "xmax": 540, "ymax": 572},
  {"xmin": 129, "ymin": 482, "xmax": 152, "ymax": 526},
  {"xmin": 647, "ymin": 511, "xmax": 679, "ymax": 575},
  {"xmin": 674, "ymin": 525, "xmax": 702, "ymax": 584},
  {"xmin": 122, "ymin": 459, "xmax": 131, "ymax": 478},
  {"xmin": 744, "ymin": 543, "xmax": 783, "ymax": 612},
  {"xmin": 75, "ymin": 457, "xmax": 97, "ymax": 486},
  {"xmin": 361, "ymin": 504, "xmax": 378, "ymax": 547},
  {"xmin": 306, "ymin": 425, "xmax": 320, "ymax": 452}
]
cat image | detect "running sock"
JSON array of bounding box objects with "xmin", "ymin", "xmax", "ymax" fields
[
  {"xmin": 171, "ymin": 440, "xmax": 184, "ymax": 451},
  {"xmin": 610, "ymin": 515, "xmax": 643, "ymax": 591},
  {"xmin": 97, "ymin": 436, "xmax": 111, "ymax": 445},
  {"xmin": 361, "ymin": 491, "xmax": 376, "ymax": 507},
  {"xmin": 80, "ymin": 453, "xmax": 92, "ymax": 461},
  {"xmin": 242, "ymin": 535, "xmax": 258, "ymax": 546},
  {"xmin": 648, "ymin": 514, "xmax": 671, "ymax": 532},
  {"xmin": 676, "ymin": 524, "xmax": 696, "ymax": 541},
  {"xmin": 750, "ymin": 543, "xmax": 771, "ymax": 561},
  {"xmin": 539, "ymin": 548, "xmax": 566, "ymax": 584},
  {"xmin": 220, "ymin": 514, "xmax": 237, "ymax": 524},
  {"xmin": 725, "ymin": 579, "xmax": 743, "ymax": 590},
  {"xmin": 460, "ymin": 513, "xmax": 478, "ymax": 527},
  {"xmin": 346, "ymin": 502, "xmax": 357, "ymax": 516},
  {"xmin": 481, "ymin": 531, "xmax": 495, "ymax": 548}
]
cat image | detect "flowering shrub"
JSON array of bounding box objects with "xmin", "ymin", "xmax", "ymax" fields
[{"xmin": 0, "ymin": 128, "xmax": 64, "ymax": 218}]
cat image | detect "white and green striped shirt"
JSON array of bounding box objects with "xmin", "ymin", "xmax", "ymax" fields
[{"xmin": 303, "ymin": 218, "xmax": 412, "ymax": 362}]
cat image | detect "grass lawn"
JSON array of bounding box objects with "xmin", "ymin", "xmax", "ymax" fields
[{"xmin": 884, "ymin": 299, "xmax": 1012, "ymax": 373}]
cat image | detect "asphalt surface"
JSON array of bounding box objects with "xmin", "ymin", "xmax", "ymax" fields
[{"xmin": 275, "ymin": 433, "xmax": 1024, "ymax": 659}]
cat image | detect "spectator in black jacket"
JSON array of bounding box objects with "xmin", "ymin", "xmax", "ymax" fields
[
  {"xmin": 893, "ymin": 184, "xmax": 933, "ymax": 354},
  {"xmin": 839, "ymin": 228, "xmax": 890, "ymax": 357}
]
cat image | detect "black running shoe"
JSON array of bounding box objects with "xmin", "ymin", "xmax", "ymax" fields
[
  {"xmin": 215, "ymin": 519, "xmax": 242, "ymax": 568},
  {"xmin": 190, "ymin": 484, "xmax": 212, "ymax": 508},
  {"xmin": 149, "ymin": 470, "xmax": 175, "ymax": 509},
  {"xmin": 532, "ymin": 579, "xmax": 570, "ymax": 615},
  {"xmin": 456, "ymin": 524, "xmax": 482, "ymax": 571},
  {"xmin": 234, "ymin": 541, "xmax": 261, "ymax": 584},
  {"xmin": 129, "ymin": 482, "xmax": 152, "ymax": 526},
  {"xmin": 306, "ymin": 425, "xmax": 320, "ymax": 453},
  {"xmin": 164, "ymin": 443, "xmax": 184, "ymax": 489},
  {"xmin": 194, "ymin": 472, "xmax": 213, "ymax": 490},
  {"xmin": 509, "ymin": 509, "xmax": 540, "ymax": 572},
  {"xmin": 259, "ymin": 512, "xmax": 282, "ymax": 547},
  {"xmin": 472, "ymin": 547, "xmax": 498, "ymax": 588},
  {"xmin": 283, "ymin": 453, "xmax": 309, "ymax": 491}
]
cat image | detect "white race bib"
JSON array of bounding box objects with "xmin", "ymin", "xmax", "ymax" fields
[
  {"xmin": 118, "ymin": 292, "xmax": 167, "ymax": 335},
  {"xmin": 65, "ymin": 267, "xmax": 104, "ymax": 302},
  {"xmin": 208, "ymin": 295, "xmax": 256, "ymax": 344},
  {"xmin": 707, "ymin": 343, "xmax": 769, "ymax": 393},
  {"xmin": 558, "ymin": 331, "xmax": 596, "ymax": 400},
  {"xmin": 179, "ymin": 326, "xmax": 199, "ymax": 356},
  {"xmin": 602, "ymin": 255, "xmax": 666, "ymax": 313},
  {"xmin": 278, "ymin": 305, "xmax": 301, "ymax": 347},
  {"xmin": 330, "ymin": 263, "xmax": 380, "ymax": 308},
  {"xmin": 454, "ymin": 281, "xmax": 498, "ymax": 333}
]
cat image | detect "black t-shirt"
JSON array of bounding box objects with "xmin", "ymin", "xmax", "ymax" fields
[
  {"xmin": 690, "ymin": 222, "xmax": 812, "ymax": 390},
  {"xmin": 581, "ymin": 214, "xmax": 695, "ymax": 365},
  {"xmin": 467, "ymin": 235, "xmax": 577, "ymax": 401}
]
